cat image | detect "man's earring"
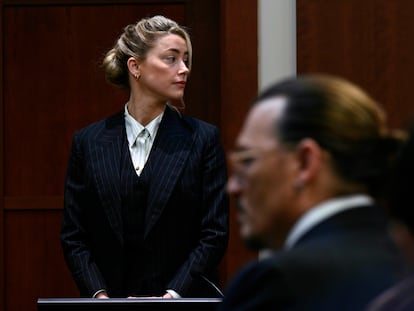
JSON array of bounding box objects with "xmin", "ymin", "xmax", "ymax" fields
[
  {"xmin": 134, "ymin": 73, "xmax": 140, "ymax": 81},
  {"xmin": 294, "ymin": 179, "xmax": 304, "ymax": 192}
]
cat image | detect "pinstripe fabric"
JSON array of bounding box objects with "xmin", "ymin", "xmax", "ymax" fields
[{"xmin": 61, "ymin": 106, "xmax": 229, "ymax": 297}]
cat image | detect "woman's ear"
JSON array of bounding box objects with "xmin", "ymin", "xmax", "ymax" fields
[
  {"xmin": 294, "ymin": 138, "xmax": 324, "ymax": 189},
  {"xmin": 127, "ymin": 57, "xmax": 141, "ymax": 80}
]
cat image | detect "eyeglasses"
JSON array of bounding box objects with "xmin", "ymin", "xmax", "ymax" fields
[
  {"xmin": 228, "ymin": 147, "xmax": 279, "ymax": 186},
  {"xmin": 228, "ymin": 147, "xmax": 280, "ymax": 189}
]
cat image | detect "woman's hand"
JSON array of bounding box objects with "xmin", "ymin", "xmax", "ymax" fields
[
  {"xmin": 162, "ymin": 292, "xmax": 174, "ymax": 299},
  {"xmin": 96, "ymin": 292, "xmax": 109, "ymax": 299}
]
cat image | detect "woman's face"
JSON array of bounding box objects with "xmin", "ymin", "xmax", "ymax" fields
[{"xmin": 138, "ymin": 34, "xmax": 190, "ymax": 102}]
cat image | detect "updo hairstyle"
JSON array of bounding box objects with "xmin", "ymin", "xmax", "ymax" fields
[{"xmin": 102, "ymin": 15, "xmax": 192, "ymax": 89}]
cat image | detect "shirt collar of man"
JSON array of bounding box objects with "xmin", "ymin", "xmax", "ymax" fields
[
  {"xmin": 124, "ymin": 104, "xmax": 164, "ymax": 148},
  {"xmin": 284, "ymin": 194, "xmax": 374, "ymax": 250}
]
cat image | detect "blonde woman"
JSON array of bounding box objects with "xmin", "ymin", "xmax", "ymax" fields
[{"xmin": 61, "ymin": 15, "xmax": 229, "ymax": 299}]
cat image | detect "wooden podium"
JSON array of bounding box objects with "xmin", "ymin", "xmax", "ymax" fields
[{"xmin": 37, "ymin": 298, "xmax": 222, "ymax": 311}]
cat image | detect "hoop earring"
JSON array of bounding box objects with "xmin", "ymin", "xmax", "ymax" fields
[
  {"xmin": 134, "ymin": 73, "xmax": 140, "ymax": 81},
  {"xmin": 294, "ymin": 179, "xmax": 304, "ymax": 193}
]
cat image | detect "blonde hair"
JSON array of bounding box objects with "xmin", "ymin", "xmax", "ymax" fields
[{"xmin": 102, "ymin": 15, "xmax": 192, "ymax": 89}]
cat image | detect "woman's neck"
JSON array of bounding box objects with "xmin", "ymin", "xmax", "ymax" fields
[{"xmin": 127, "ymin": 97, "xmax": 166, "ymax": 126}]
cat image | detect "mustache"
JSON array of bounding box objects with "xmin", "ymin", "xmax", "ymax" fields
[{"xmin": 235, "ymin": 200, "xmax": 245, "ymax": 213}]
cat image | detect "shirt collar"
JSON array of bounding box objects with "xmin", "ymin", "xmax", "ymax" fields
[
  {"xmin": 284, "ymin": 194, "xmax": 374, "ymax": 250},
  {"xmin": 124, "ymin": 104, "xmax": 164, "ymax": 147}
]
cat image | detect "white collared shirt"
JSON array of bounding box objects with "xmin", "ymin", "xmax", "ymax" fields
[
  {"xmin": 124, "ymin": 104, "xmax": 163, "ymax": 175},
  {"xmin": 284, "ymin": 194, "xmax": 374, "ymax": 250}
]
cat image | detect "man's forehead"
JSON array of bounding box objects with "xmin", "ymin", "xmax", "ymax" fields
[{"xmin": 236, "ymin": 96, "xmax": 287, "ymax": 149}]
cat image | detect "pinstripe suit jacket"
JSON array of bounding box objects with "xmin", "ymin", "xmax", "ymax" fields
[{"xmin": 61, "ymin": 105, "xmax": 229, "ymax": 297}]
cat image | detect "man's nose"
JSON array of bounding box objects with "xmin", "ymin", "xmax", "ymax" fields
[{"xmin": 227, "ymin": 174, "xmax": 241, "ymax": 194}]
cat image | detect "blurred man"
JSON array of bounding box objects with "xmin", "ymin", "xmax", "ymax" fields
[
  {"xmin": 219, "ymin": 75, "xmax": 406, "ymax": 310},
  {"xmin": 367, "ymin": 126, "xmax": 414, "ymax": 311}
]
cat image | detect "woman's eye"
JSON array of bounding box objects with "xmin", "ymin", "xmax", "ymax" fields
[{"xmin": 165, "ymin": 56, "xmax": 176, "ymax": 63}]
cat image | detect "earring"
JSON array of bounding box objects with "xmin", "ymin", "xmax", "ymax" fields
[{"xmin": 294, "ymin": 179, "xmax": 304, "ymax": 193}]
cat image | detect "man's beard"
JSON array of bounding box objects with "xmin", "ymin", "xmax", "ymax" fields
[
  {"xmin": 237, "ymin": 200, "xmax": 268, "ymax": 251},
  {"xmin": 242, "ymin": 234, "xmax": 267, "ymax": 251}
]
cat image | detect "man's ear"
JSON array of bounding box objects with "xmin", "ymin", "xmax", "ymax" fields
[
  {"xmin": 294, "ymin": 138, "xmax": 324, "ymax": 188},
  {"xmin": 127, "ymin": 57, "xmax": 140, "ymax": 77}
]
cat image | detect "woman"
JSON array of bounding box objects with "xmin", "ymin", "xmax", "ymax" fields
[{"xmin": 61, "ymin": 15, "xmax": 229, "ymax": 299}]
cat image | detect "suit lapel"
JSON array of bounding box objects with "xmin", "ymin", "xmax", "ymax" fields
[
  {"xmin": 144, "ymin": 107, "xmax": 194, "ymax": 238},
  {"xmin": 90, "ymin": 111, "xmax": 125, "ymax": 244}
]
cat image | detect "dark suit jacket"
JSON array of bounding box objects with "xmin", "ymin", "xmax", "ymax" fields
[
  {"xmin": 61, "ymin": 106, "xmax": 229, "ymax": 297},
  {"xmin": 366, "ymin": 275, "xmax": 414, "ymax": 311},
  {"xmin": 219, "ymin": 206, "xmax": 405, "ymax": 311}
]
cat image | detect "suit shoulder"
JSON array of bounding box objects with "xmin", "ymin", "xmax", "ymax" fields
[
  {"xmin": 181, "ymin": 115, "xmax": 218, "ymax": 135},
  {"xmin": 231, "ymin": 257, "xmax": 283, "ymax": 283},
  {"xmin": 73, "ymin": 111, "xmax": 123, "ymax": 139},
  {"xmin": 75, "ymin": 118, "xmax": 105, "ymax": 134},
  {"xmin": 221, "ymin": 257, "xmax": 287, "ymax": 310}
]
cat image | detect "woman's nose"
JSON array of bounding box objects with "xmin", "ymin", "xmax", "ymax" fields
[{"xmin": 179, "ymin": 60, "xmax": 189, "ymax": 74}]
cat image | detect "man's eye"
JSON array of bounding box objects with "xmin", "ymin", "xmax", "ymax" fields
[{"xmin": 241, "ymin": 156, "xmax": 256, "ymax": 167}]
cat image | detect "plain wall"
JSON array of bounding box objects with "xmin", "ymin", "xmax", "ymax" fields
[{"xmin": 258, "ymin": 0, "xmax": 296, "ymax": 91}]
